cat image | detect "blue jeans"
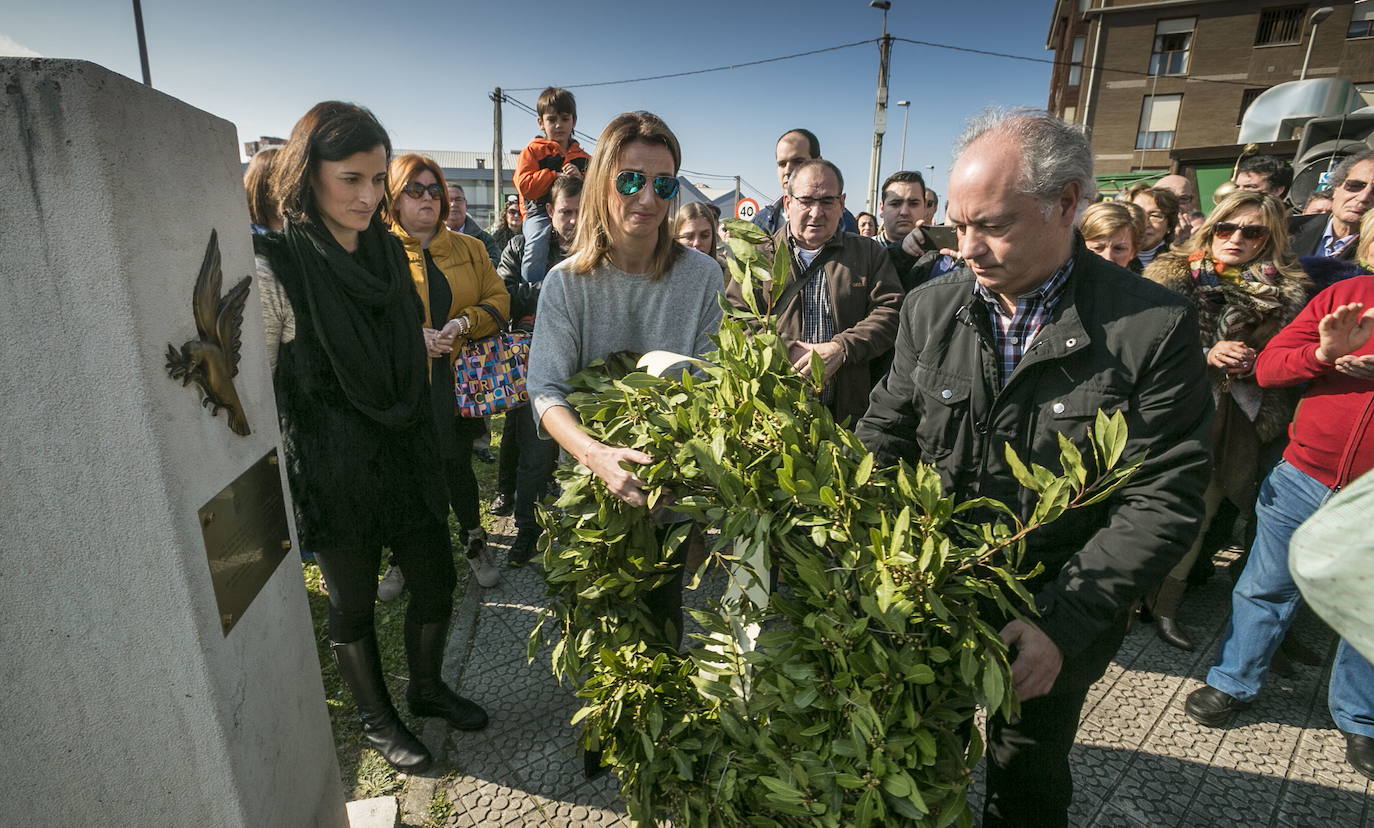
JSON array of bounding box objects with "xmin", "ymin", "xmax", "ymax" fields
[
  {"xmin": 1206, "ymin": 460, "xmax": 1374, "ymax": 738},
  {"xmin": 520, "ymin": 202, "xmax": 552, "ymax": 283}
]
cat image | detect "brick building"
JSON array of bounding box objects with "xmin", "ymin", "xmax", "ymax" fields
[{"xmin": 1046, "ymin": 0, "xmax": 1374, "ymax": 191}]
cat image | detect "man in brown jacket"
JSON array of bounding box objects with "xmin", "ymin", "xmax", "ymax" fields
[{"xmin": 727, "ymin": 159, "xmax": 903, "ymax": 424}]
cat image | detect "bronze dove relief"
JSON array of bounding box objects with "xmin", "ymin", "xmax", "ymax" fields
[{"xmin": 165, "ymin": 229, "xmax": 253, "ymax": 436}]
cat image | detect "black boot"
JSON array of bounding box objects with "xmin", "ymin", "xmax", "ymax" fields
[
  {"xmin": 584, "ymin": 747, "xmax": 607, "ymax": 780},
  {"xmin": 507, "ymin": 528, "xmax": 541, "ymax": 568},
  {"xmin": 405, "ymin": 620, "xmax": 489, "ymax": 732},
  {"xmin": 1151, "ymin": 576, "xmax": 1195, "ymax": 651},
  {"xmin": 331, "ymin": 634, "xmax": 433, "ymax": 773}
]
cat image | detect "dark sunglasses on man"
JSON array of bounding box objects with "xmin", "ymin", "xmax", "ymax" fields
[
  {"xmin": 1339, "ymin": 177, "xmax": 1374, "ymax": 194},
  {"xmin": 1213, "ymin": 222, "xmax": 1269, "ymax": 241},
  {"xmin": 615, "ymin": 170, "xmax": 680, "ymax": 201}
]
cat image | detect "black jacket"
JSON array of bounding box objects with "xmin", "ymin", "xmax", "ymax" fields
[
  {"xmin": 1288, "ymin": 212, "xmax": 1357, "ymax": 260},
  {"xmin": 496, "ymin": 233, "xmax": 570, "ymax": 325},
  {"xmin": 855, "ymin": 239, "xmax": 1212, "ymax": 659}
]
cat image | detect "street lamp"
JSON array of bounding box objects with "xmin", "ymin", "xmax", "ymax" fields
[
  {"xmin": 896, "ymin": 100, "xmax": 911, "ymax": 169},
  {"xmin": 865, "ymin": 0, "xmax": 893, "ymax": 214},
  {"xmin": 1300, "ymin": 6, "xmax": 1335, "ymax": 81}
]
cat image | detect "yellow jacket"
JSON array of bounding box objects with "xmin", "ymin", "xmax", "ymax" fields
[{"xmin": 391, "ymin": 222, "xmax": 511, "ymax": 366}]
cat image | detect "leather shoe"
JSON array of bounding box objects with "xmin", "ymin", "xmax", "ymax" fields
[
  {"xmin": 1156, "ymin": 616, "xmax": 1195, "ymax": 651},
  {"xmin": 1185, "ymin": 685, "xmax": 1251, "ymax": 727},
  {"xmin": 1346, "ymin": 733, "xmax": 1374, "ymax": 781}
]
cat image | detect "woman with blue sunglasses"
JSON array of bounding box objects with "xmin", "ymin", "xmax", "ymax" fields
[
  {"xmin": 524, "ymin": 110, "xmax": 723, "ymax": 601},
  {"xmin": 525, "ymin": 109, "xmax": 724, "ymax": 779}
]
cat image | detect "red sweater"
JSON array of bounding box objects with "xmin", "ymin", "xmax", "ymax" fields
[
  {"xmin": 1255, "ymin": 275, "xmax": 1374, "ymax": 489},
  {"xmin": 514, "ymin": 137, "xmax": 590, "ymax": 218}
]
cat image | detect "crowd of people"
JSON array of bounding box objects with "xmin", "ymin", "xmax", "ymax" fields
[{"xmin": 241, "ymin": 88, "xmax": 1373, "ymax": 824}]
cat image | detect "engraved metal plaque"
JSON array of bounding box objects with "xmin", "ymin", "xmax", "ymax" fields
[{"xmin": 199, "ymin": 449, "xmax": 291, "ymax": 635}]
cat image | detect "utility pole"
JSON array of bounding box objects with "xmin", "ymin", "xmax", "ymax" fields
[
  {"xmin": 131, "ymin": 0, "xmax": 151, "ymax": 86},
  {"xmin": 492, "ymin": 88, "xmax": 503, "ymax": 222},
  {"xmin": 733, "ymin": 175, "xmax": 741, "ymax": 218},
  {"xmin": 865, "ymin": 1, "xmax": 893, "ymax": 214}
]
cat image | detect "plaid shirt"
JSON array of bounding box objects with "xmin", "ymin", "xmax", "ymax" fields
[
  {"xmin": 791, "ymin": 237, "xmax": 837, "ymax": 404},
  {"xmin": 973, "ymin": 258, "xmax": 1073, "ymax": 387}
]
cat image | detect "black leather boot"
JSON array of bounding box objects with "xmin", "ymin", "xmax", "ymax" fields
[
  {"xmin": 405, "ymin": 620, "xmax": 489, "ymax": 732},
  {"xmin": 331, "ymin": 634, "xmax": 433, "ymax": 773},
  {"xmin": 1346, "ymin": 732, "xmax": 1374, "ymax": 781},
  {"xmin": 1151, "ymin": 576, "xmax": 1195, "ymax": 651}
]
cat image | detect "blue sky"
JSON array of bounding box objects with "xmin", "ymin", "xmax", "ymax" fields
[{"xmin": 2, "ymin": 0, "xmax": 1054, "ymax": 211}]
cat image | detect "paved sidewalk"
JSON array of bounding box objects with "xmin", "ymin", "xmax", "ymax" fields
[{"xmin": 414, "ymin": 528, "xmax": 1372, "ymax": 827}]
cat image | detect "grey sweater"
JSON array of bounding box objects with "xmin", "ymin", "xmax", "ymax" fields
[{"xmin": 528, "ymin": 248, "xmax": 725, "ymax": 438}]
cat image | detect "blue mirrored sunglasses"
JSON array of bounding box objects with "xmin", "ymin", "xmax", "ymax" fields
[{"xmin": 615, "ymin": 170, "xmax": 679, "ymax": 201}]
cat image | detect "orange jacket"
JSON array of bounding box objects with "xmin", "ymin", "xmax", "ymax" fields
[{"xmin": 514, "ymin": 136, "xmax": 590, "ymax": 217}]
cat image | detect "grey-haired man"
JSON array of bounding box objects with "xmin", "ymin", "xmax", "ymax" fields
[{"xmin": 857, "ymin": 110, "xmax": 1211, "ymax": 826}]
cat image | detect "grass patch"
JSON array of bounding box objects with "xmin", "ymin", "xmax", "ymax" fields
[
  {"xmin": 302, "ymin": 415, "xmax": 504, "ymax": 799},
  {"xmin": 424, "ymin": 785, "xmax": 459, "ymax": 827}
]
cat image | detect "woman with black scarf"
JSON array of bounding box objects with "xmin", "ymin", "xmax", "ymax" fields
[{"xmin": 254, "ymin": 101, "xmax": 487, "ymax": 773}]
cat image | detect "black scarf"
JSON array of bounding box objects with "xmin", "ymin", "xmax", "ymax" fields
[{"xmin": 283, "ymin": 219, "xmax": 427, "ymax": 429}]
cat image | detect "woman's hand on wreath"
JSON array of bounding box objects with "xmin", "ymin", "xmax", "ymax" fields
[
  {"xmin": 582, "ymin": 441, "xmax": 654, "ymax": 507},
  {"xmin": 1207, "ymin": 340, "xmax": 1255, "ymax": 375},
  {"xmin": 422, "ymin": 327, "xmax": 450, "ymax": 357}
]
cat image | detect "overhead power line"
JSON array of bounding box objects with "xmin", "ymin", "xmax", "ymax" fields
[
  {"xmin": 892, "ymin": 36, "xmax": 1259, "ymax": 89},
  {"xmin": 505, "ymin": 39, "xmax": 877, "ymax": 92},
  {"xmin": 502, "ymin": 92, "xmax": 762, "ymax": 198},
  {"xmin": 506, "ymin": 33, "xmax": 1266, "ymax": 102}
]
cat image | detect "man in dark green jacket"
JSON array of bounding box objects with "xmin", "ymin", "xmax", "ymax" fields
[{"xmin": 856, "ymin": 110, "xmax": 1212, "ymax": 827}]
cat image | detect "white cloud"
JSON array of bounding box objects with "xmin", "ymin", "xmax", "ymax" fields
[{"xmin": 0, "ymin": 34, "xmax": 43, "ymax": 58}]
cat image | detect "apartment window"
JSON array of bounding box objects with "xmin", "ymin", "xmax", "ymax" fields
[
  {"xmin": 1237, "ymin": 87, "xmax": 1269, "ymax": 124},
  {"xmin": 1137, "ymin": 94, "xmax": 1181, "ymax": 149},
  {"xmin": 1350, "ymin": 0, "xmax": 1374, "ymax": 38},
  {"xmin": 1255, "ymin": 6, "xmax": 1304, "ymax": 45},
  {"xmin": 1067, "ymin": 36, "xmax": 1086, "ymax": 86},
  {"xmin": 1149, "ymin": 18, "xmax": 1195, "ymax": 76},
  {"xmin": 1063, "ymin": 105, "xmax": 1078, "ymax": 124}
]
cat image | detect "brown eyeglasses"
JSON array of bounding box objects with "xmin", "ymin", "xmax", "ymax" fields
[
  {"xmin": 1214, "ymin": 222, "xmax": 1269, "ymax": 241},
  {"xmin": 1339, "ymin": 178, "xmax": 1374, "ymax": 194}
]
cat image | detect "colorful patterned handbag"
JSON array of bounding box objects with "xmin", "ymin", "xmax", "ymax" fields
[{"xmin": 453, "ymin": 304, "xmax": 531, "ymax": 418}]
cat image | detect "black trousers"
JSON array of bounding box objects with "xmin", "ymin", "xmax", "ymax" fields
[
  {"xmin": 499, "ymin": 406, "xmax": 559, "ymax": 534},
  {"xmin": 314, "ymin": 519, "xmax": 456, "ymax": 644},
  {"xmin": 982, "ymin": 618, "xmax": 1127, "ymax": 828},
  {"xmin": 649, "ymin": 522, "xmax": 691, "ymax": 650},
  {"xmin": 443, "ymin": 414, "xmax": 487, "ymax": 535}
]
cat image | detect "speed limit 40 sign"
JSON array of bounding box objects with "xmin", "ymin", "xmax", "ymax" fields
[{"xmin": 735, "ymin": 197, "xmax": 759, "ymax": 221}]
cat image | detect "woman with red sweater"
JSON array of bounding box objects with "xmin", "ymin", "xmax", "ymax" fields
[{"xmin": 1185, "ymin": 262, "xmax": 1374, "ymax": 781}]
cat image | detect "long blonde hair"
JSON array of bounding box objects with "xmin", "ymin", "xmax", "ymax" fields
[{"xmin": 568, "ymin": 111, "xmax": 683, "ymax": 278}]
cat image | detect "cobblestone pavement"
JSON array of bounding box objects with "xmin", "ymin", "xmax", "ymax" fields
[{"xmin": 409, "ymin": 529, "xmax": 1372, "ymax": 827}]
